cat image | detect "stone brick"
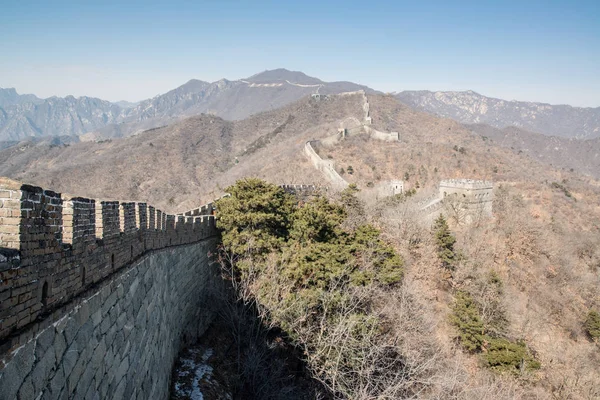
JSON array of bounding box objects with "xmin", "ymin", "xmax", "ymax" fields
[{"xmin": 0, "ymin": 189, "xmax": 219, "ymax": 400}]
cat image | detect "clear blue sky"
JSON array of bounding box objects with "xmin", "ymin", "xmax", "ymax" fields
[{"xmin": 1, "ymin": 0, "xmax": 598, "ymax": 106}]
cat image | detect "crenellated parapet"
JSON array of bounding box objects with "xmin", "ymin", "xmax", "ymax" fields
[
  {"xmin": 439, "ymin": 179, "xmax": 494, "ymax": 190},
  {"xmin": 0, "ymin": 178, "xmax": 218, "ymax": 342},
  {"xmin": 439, "ymin": 179, "xmax": 494, "ymax": 206},
  {"xmin": 280, "ymin": 184, "xmax": 320, "ymax": 194}
]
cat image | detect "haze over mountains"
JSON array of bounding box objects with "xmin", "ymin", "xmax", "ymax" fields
[
  {"xmin": 0, "ymin": 69, "xmax": 373, "ymax": 141},
  {"xmin": 467, "ymin": 124, "xmax": 600, "ymax": 179},
  {"xmin": 1, "ymin": 69, "xmax": 599, "ymax": 143},
  {"xmin": 396, "ymin": 90, "xmax": 600, "ymax": 139}
]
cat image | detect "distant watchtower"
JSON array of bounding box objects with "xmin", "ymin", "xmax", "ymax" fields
[{"xmin": 439, "ymin": 179, "xmax": 493, "ymax": 222}]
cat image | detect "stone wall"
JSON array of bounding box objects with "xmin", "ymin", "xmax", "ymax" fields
[
  {"xmin": 303, "ymin": 141, "xmax": 349, "ymax": 190},
  {"xmin": 0, "ymin": 177, "xmax": 221, "ymax": 400},
  {"xmin": 0, "ymin": 178, "xmax": 217, "ymax": 343},
  {"xmin": 301, "ymin": 92, "xmax": 401, "ymax": 191},
  {"xmin": 363, "ymin": 125, "xmax": 400, "ymax": 142},
  {"xmin": 0, "ymin": 240, "xmax": 219, "ymax": 400}
]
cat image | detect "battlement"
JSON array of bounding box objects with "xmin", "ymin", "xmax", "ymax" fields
[
  {"xmin": 0, "ymin": 177, "xmax": 218, "ymax": 342},
  {"xmin": 439, "ymin": 179, "xmax": 494, "ymax": 190},
  {"xmin": 280, "ymin": 184, "xmax": 320, "ymax": 194}
]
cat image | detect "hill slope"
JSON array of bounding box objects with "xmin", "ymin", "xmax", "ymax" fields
[
  {"xmin": 467, "ymin": 123, "xmax": 600, "ymax": 179},
  {"xmin": 0, "ymin": 93, "xmax": 365, "ymax": 211}
]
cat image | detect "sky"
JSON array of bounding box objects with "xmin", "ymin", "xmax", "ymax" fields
[{"xmin": 0, "ymin": 0, "xmax": 598, "ymax": 107}]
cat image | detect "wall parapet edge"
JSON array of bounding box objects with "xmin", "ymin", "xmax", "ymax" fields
[{"xmin": 0, "ymin": 177, "xmax": 219, "ymax": 345}]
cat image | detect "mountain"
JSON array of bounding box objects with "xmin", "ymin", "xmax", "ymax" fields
[
  {"xmin": 0, "ymin": 88, "xmax": 43, "ymax": 107},
  {"xmin": 0, "ymin": 95, "xmax": 123, "ymax": 141},
  {"xmin": 246, "ymin": 68, "xmax": 323, "ymax": 84},
  {"xmin": 467, "ymin": 123, "xmax": 600, "ymax": 179},
  {"xmin": 0, "ymin": 69, "xmax": 376, "ymax": 141},
  {"xmin": 1, "ymin": 93, "xmax": 599, "ymax": 399},
  {"xmin": 395, "ymin": 90, "xmax": 600, "ymax": 139},
  {"xmin": 95, "ymin": 69, "xmax": 375, "ymax": 138},
  {"xmin": 0, "ymin": 92, "xmax": 364, "ymax": 211},
  {"xmin": 113, "ymin": 100, "xmax": 139, "ymax": 109}
]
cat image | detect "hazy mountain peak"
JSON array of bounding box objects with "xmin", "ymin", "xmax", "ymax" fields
[
  {"xmin": 246, "ymin": 68, "xmax": 323, "ymax": 85},
  {"xmin": 0, "ymin": 87, "xmax": 43, "ymax": 107},
  {"xmin": 0, "ymin": 88, "xmax": 18, "ymax": 96},
  {"xmin": 176, "ymin": 79, "xmax": 211, "ymax": 93}
]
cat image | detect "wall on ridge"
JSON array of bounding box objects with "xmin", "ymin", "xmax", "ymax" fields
[
  {"xmin": 0, "ymin": 240, "xmax": 220, "ymax": 400},
  {"xmin": 303, "ymin": 141, "xmax": 348, "ymax": 190},
  {"xmin": 363, "ymin": 125, "xmax": 400, "ymax": 142}
]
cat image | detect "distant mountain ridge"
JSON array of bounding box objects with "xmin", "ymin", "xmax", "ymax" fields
[
  {"xmin": 467, "ymin": 123, "xmax": 600, "ymax": 179},
  {"xmin": 0, "ymin": 69, "xmax": 375, "ymax": 141},
  {"xmin": 395, "ymin": 90, "xmax": 600, "ymax": 139},
  {"xmin": 3, "ymin": 71, "xmax": 599, "ymax": 142},
  {"xmin": 0, "ymin": 88, "xmax": 44, "ymax": 107}
]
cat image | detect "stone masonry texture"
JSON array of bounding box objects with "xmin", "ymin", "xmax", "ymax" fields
[
  {"xmin": 0, "ymin": 177, "xmax": 221, "ymax": 400},
  {"xmin": 0, "ymin": 241, "xmax": 220, "ymax": 400}
]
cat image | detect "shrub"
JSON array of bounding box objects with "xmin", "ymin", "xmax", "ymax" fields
[
  {"xmin": 584, "ymin": 310, "xmax": 600, "ymax": 341},
  {"xmin": 551, "ymin": 181, "xmax": 573, "ymax": 198},
  {"xmin": 351, "ymin": 225, "xmax": 404, "ymax": 286},
  {"xmin": 450, "ymin": 289, "xmax": 541, "ymax": 373},
  {"xmin": 483, "ymin": 338, "xmax": 541, "ymax": 374},
  {"xmin": 216, "ymin": 179, "xmax": 409, "ymax": 396},
  {"xmin": 216, "ymin": 178, "xmax": 407, "ymax": 396},
  {"xmin": 290, "ymin": 196, "xmax": 346, "ymax": 244}
]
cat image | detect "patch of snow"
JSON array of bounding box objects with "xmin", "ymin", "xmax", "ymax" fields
[{"xmin": 173, "ymin": 348, "xmax": 214, "ymax": 400}]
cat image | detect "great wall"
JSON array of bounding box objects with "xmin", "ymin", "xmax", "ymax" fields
[
  {"xmin": 303, "ymin": 91, "xmax": 400, "ymax": 191},
  {"xmin": 303, "ymin": 91, "xmax": 493, "ymax": 222},
  {"xmin": 0, "ymin": 178, "xmax": 221, "ymax": 400},
  {"xmin": 0, "ymin": 90, "xmax": 494, "ymax": 400}
]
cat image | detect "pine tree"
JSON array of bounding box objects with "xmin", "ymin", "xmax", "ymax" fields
[
  {"xmin": 450, "ymin": 291, "xmax": 486, "ymax": 352},
  {"xmin": 215, "ymin": 178, "xmax": 295, "ymax": 256},
  {"xmin": 434, "ymin": 214, "xmax": 457, "ymax": 270}
]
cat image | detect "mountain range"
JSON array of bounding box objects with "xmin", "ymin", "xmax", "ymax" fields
[
  {"xmin": 1, "ymin": 69, "xmax": 599, "ymax": 143},
  {"xmin": 0, "ymin": 69, "xmax": 373, "ymax": 141},
  {"xmin": 395, "ymin": 90, "xmax": 600, "ymax": 139}
]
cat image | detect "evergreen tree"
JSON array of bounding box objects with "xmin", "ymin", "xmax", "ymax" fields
[
  {"xmin": 450, "ymin": 291, "xmax": 486, "ymax": 352},
  {"xmin": 215, "ymin": 178, "xmax": 295, "ymax": 256},
  {"xmin": 290, "ymin": 196, "xmax": 346, "ymax": 244},
  {"xmin": 433, "ymin": 214, "xmax": 457, "ymax": 270}
]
